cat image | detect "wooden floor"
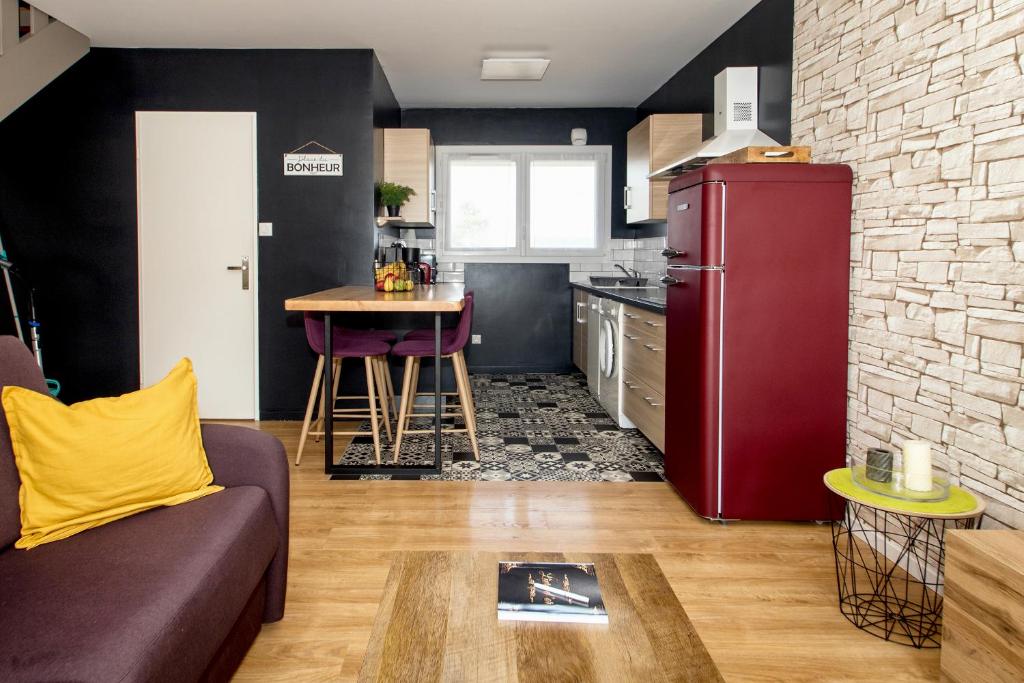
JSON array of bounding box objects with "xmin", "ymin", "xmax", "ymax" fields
[{"xmin": 232, "ymin": 421, "xmax": 940, "ymax": 682}]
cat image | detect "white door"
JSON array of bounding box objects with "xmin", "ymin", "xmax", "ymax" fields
[{"xmin": 136, "ymin": 111, "xmax": 258, "ymax": 419}]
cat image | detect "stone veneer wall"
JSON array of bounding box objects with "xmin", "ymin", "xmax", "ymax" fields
[{"xmin": 792, "ymin": 0, "xmax": 1024, "ymax": 527}]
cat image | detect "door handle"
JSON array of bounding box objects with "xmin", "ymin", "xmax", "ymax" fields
[
  {"xmin": 623, "ymin": 186, "xmax": 632, "ymax": 210},
  {"xmin": 661, "ymin": 248, "xmax": 687, "ymax": 258},
  {"xmin": 227, "ymin": 256, "xmax": 250, "ymax": 290}
]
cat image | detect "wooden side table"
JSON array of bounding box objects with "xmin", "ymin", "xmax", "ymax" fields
[{"xmin": 823, "ymin": 468, "xmax": 985, "ymax": 648}]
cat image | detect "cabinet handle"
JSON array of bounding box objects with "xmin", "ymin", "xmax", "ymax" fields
[
  {"xmin": 623, "ymin": 312, "xmax": 639, "ymax": 319},
  {"xmin": 624, "ymin": 382, "xmax": 638, "ymax": 390},
  {"xmin": 624, "ymin": 334, "xmax": 639, "ymax": 340},
  {"xmin": 661, "ymin": 248, "xmax": 687, "ymax": 258},
  {"xmin": 644, "ymin": 397, "xmax": 663, "ymax": 407},
  {"xmin": 643, "ymin": 320, "xmax": 663, "ymax": 328},
  {"xmin": 660, "ymin": 275, "xmax": 679, "ymax": 286},
  {"xmin": 675, "ymin": 202, "xmax": 690, "ymax": 212},
  {"xmin": 643, "ymin": 343, "xmax": 663, "ymax": 352},
  {"xmin": 575, "ymin": 301, "xmax": 587, "ymax": 324},
  {"xmin": 429, "ymin": 189, "xmax": 437, "ymax": 212},
  {"xmin": 623, "ymin": 186, "xmax": 632, "ymax": 210}
]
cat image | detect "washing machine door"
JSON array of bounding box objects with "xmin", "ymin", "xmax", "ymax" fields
[
  {"xmin": 599, "ymin": 318, "xmax": 615, "ymax": 379},
  {"xmin": 597, "ymin": 315, "xmax": 620, "ymax": 420}
]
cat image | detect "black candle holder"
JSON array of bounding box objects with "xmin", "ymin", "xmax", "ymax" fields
[{"xmin": 866, "ymin": 448, "xmax": 893, "ymax": 483}]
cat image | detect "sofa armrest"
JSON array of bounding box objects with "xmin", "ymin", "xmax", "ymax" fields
[{"xmin": 201, "ymin": 424, "xmax": 289, "ymax": 622}]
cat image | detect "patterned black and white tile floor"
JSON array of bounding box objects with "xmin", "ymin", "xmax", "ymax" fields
[{"xmin": 333, "ymin": 373, "xmax": 665, "ymax": 481}]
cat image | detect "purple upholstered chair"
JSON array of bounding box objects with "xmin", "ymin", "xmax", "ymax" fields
[
  {"xmin": 295, "ymin": 313, "xmax": 393, "ymax": 466},
  {"xmin": 389, "ymin": 295, "xmax": 478, "ymax": 462}
]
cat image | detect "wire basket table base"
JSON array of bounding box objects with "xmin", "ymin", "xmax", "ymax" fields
[{"xmin": 830, "ymin": 499, "xmax": 980, "ymax": 648}]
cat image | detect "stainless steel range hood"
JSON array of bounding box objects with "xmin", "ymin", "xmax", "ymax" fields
[{"xmin": 648, "ymin": 67, "xmax": 780, "ymax": 179}]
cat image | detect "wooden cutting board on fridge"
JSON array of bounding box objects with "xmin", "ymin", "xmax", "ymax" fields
[{"xmin": 708, "ymin": 145, "xmax": 811, "ymax": 164}]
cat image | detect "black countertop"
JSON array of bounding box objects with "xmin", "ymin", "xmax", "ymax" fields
[{"xmin": 570, "ymin": 282, "xmax": 667, "ymax": 315}]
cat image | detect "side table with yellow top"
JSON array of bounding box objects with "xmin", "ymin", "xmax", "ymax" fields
[{"xmin": 823, "ymin": 467, "xmax": 985, "ymax": 648}]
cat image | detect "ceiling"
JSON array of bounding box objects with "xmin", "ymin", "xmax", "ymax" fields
[{"xmin": 35, "ymin": 0, "xmax": 761, "ymax": 108}]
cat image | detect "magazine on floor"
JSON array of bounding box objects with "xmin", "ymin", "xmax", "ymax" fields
[{"xmin": 497, "ymin": 561, "xmax": 608, "ymax": 624}]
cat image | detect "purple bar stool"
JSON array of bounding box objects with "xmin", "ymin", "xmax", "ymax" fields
[
  {"xmin": 403, "ymin": 290, "xmax": 474, "ymax": 344},
  {"xmin": 295, "ymin": 313, "xmax": 393, "ymax": 466},
  {"xmin": 390, "ymin": 294, "xmax": 479, "ymax": 463},
  {"xmin": 306, "ymin": 314, "xmax": 399, "ymax": 422}
]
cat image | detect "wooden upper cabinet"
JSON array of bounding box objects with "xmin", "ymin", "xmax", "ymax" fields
[
  {"xmin": 625, "ymin": 114, "xmax": 702, "ymax": 224},
  {"xmin": 382, "ymin": 128, "xmax": 435, "ymax": 226}
]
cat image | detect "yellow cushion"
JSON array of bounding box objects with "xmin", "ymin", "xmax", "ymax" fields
[{"xmin": 3, "ymin": 358, "xmax": 223, "ymax": 549}]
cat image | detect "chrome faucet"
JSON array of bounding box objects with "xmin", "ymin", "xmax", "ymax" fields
[{"xmin": 614, "ymin": 263, "xmax": 639, "ymax": 278}]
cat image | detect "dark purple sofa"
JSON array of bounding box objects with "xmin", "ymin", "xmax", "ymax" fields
[{"xmin": 0, "ymin": 337, "xmax": 289, "ymax": 682}]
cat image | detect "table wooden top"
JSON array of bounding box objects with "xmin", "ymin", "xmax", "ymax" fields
[
  {"xmin": 284, "ymin": 284, "xmax": 466, "ymax": 313},
  {"xmin": 357, "ymin": 551, "xmax": 722, "ymax": 683}
]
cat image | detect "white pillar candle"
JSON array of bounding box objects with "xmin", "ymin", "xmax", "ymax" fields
[{"xmin": 902, "ymin": 440, "xmax": 933, "ymax": 492}]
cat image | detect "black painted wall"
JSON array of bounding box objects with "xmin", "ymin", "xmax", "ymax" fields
[
  {"xmin": 0, "ymin": 48, "xmax": 381, "ymax": 418},
  {"xmin": 638, "ymin": 0, "xmax": 794, "ymax": 145},
  {"xmin": 464, "ymin": 264, "xmax": 572, "ymax": 374}
]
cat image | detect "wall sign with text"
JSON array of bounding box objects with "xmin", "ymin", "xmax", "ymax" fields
[{"xmin": 283, "ymin": 141, "xmax": 343, "ymax": 176}]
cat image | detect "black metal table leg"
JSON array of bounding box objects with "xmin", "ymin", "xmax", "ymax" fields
[
  {"xmin": 434, "ymin": 311, "xmax": 442, "ymax": 471},
  {"xmin": 324, "ymin": 311, "xmax": 333, "ymax": 475},
  {"xmin": 319, "ymin": 307, "xmax": 445, "ymax": 478}
]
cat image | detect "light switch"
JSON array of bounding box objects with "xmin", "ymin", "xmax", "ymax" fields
[
  {"xmin": 258, "ymin": 222, "xmax": 273, "ymax": 237},
  {"xmin": 472, "ymin": 334, "xmax": 482, "ymax": 345}
]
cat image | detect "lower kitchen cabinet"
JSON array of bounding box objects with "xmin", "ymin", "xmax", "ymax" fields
[
  {"xmin": 572, "ymin": 288, "xmax": 589, "ymax": 373},
  {"xmin": 621, "ymin": 304, "xmax": 666, "ymax": 451}
]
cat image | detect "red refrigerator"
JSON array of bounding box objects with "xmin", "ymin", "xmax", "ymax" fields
[{"xmin": 662, "ymin": 164, "xmax": 853, "ymax": 521}]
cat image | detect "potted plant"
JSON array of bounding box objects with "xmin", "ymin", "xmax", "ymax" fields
[{"xmin": 376, "ymin": 181, "xmax": 416, "ymax": 217}]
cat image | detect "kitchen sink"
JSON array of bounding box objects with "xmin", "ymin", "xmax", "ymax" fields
[
  {"xmin": 588, "ymin": 276, "xmax": 649, "ymax": 287},
  {"xmin": 589, "ymin": 276, "xmax": 620, "ymax": 286}
]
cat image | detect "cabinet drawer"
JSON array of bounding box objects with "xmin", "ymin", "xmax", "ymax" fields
[
  {"xmin": 622, "ymin": 305, "xmax": 666, "ymax": 345},
  {"xmin": 622, "ymin": 369, "xmax": 665, "ymax": 452},
  {"xmin": 622, "ymin": 327, "xmax": 665, "ymax": 396}
]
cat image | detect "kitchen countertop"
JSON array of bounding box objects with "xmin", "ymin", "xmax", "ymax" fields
[{"xmin": 570, "ymin": 282, "xmax": 667, "ymax": 315}]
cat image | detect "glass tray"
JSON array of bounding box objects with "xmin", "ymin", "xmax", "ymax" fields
[{"xmin": 851, "ymin": 465, "xmax": 950, "ymax": 503}]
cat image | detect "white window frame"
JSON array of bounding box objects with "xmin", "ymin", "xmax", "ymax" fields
[{"xmin": 436, "ymin": 145, "xmax": 611, "ymax": 262}]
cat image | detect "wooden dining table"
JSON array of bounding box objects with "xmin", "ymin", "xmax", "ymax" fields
[{"xmin": 285, "ymin": 284, "xmax": 466, "ymax": 476}]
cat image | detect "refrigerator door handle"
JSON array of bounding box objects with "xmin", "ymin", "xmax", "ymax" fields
[{"xmin": 666, "ymin": 264, "xmax": 724, "ymax": 272}]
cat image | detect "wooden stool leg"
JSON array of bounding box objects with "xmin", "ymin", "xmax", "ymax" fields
[
  {"xmin": 315, "ymin": 357, "xmax": 341, "ymax": 442},
  {"xmin": 393, "ymin": 356, "xmax": 415, "ymax": 463},
  {"xmin": 406, "ymin": 357, "xmax": 421, "ymax": 432},
  {"xmin": 382, "ymin": 357, "xmax": 398, "ymax": 418},
  {"xmin": 453, "ymin": 351, "xmax": 480, "ymax": 461},
  {"xmin": 364, "ymin": 356, "xmax": 381, "ymax": 465},
  {"xmin": 295, "ymin": 354, "xmax": 325, "ymax": 466},
  {"xmin": 372, "ymin": 355, "xmax": 393, "ymax": 443},
  {"xmin": 453, "ymin": 351, "xmax": 478, "ymax": 433}
]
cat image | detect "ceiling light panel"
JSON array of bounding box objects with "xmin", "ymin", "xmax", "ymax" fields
[{"xmin": 480, "ymin": 58, "xmax": 551, "ymax": 81}]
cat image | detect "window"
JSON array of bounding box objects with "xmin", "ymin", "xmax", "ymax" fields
[{"xmin": 437, "ymin": 146, "xmax": 611, "ymax": 258}]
